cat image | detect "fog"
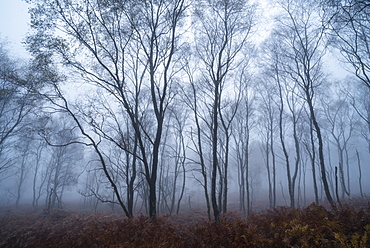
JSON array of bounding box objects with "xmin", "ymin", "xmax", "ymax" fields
[{"xmin": 0, "ymin": 0, "xmax": 369, "ymax": 221}]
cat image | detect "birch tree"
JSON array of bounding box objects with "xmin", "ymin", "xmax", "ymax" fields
[
  {"xmin": 275, "ymin": 0, "xmax": 335, "ymax": 205},
  {"xmin": 27, "ymin": 0, "xmax": 188, "ymax": 218},
  {"xmin": 193, "ymin": 0, "xmax": 254, "ymax": 222}
]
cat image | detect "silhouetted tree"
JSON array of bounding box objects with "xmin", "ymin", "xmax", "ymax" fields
[
  {"xmin": 27, "ymin": 0, "xmax": 188, "ymax": 218},
  {"xmin": 0, "ymin": 40, "xmax": 35, "ymax": 174},
  {"xmin": 193, "ymin": 0, "xmax": 254, "ymax": 222},
  {"xmin": 275, "ymin": 0, "xmax": 335, "ymax": 205}
]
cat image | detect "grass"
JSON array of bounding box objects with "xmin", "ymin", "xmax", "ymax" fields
[{"xmin": 1, "ymin": 200, "xmax": 369, "ymax": 247}]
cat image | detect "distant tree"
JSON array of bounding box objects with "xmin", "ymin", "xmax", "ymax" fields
[
  {"xmin": 324, "ymin": 0, "xmax": 370, "ymax": 91},
  {"xmin": 355, "ymin": 149, "xmax": 363, "ymax": 198},
  {"xmin": 31, "ymin": 138, "xmax": 48, "ymax": 209},
  {"xmin": 301, "ymin": 108, "xmax": 320, "ymax": 205},
  {"xmin": 344, "ymin": 80, "xmax": 370, "ymax": 152},
  {"xmin": 167, "ymin": 103, "xmax": 189, "ymax": 215},
  {"xmin": 14, "ymin": 138, "xmax": 32, "ymax": 207},
  {"xmin": 193, "ymin": 0, "xmax": 254, "ymax": 222},
  {"xmin": 261, "ymin": 32, "xmax": 306, "ymax": 207},
  {"xmin": 323, "ymin": 0, "xmax": 370, "ymax": 141},
  {"xmin": 322, "ymin": 94, "xmax": 356, "ymax": 198},
  {"xmin": 0, "ymin": 40, "xmax": 35, "ymax": 174},
  {"xmin": 77, "ymin": 93, "xmax": 140, "ymax": 216},
  {"xmin": 181, "ymin": 54, "xmax": 212, "ymax": 220},
  {"xmin": 219, "ymin": 88, "xmax": 242, "ymax": 213},
  {"xmin": 255, "ymin": 78, "xmax": 278, "ymax": 208},
  {"xmin": 274, "ymin": 0, "xmax": 335, "ymax": 205},
  {"xmin": 232, "ymin": 69, "xmax": 256, "ymax": 215},
  {"xmin": 43, "ymin": 119, "xmax": 82, "ymax": 210}
]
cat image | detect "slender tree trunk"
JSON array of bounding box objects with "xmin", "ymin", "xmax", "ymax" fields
[
  {"xmin": 238, "ymin": 149, "xmax": 245, "ymax": 214},
  {"xmin": 32, "ymin": 156, "xmax": 40, "ymax": 208},
  {"xmin": 264, "ymin": 139, "xmax": 273, "ymax": 208},
  {"xmin": 356, "ymin": 149, "xmax": 364, "ymax": 199},
  {"xmin": 334, "ymin": 138, "xmax": 349, "ymax": 198},
  {"xmin": 306, "ymin": 94, "xmax": 335, "ymax": 205},
  {"xmin": 303, "ymin": 159, "xmax": 307, "ymax": 206},
  {"xmin": 190, "ymin": 82, "xmax": 211, "ymax": 220},
  {"xmin": 245, "ymin": 136, "xmax": 251, "ymax": 215},
  {"xmin": 218, "ymin": 171, "xmax": 223, "ymax": 214},
  {"xmin": 297, "ymin": 162, "xmax": 302, "ymax": 207},
  {"xmin": 245, "ymin": 107, "xmax": 252, "ymax": 215},
  {"xmin": 176, "ymin": 151, "xmax": 186, "ymax": 215},
  {"xmin": 335, "ymin": 167, "xmax": 342, "ymax": 208},
  {"xmin": 291, "ymin": 119, "xmax": 301, "ymax": 207},
  {"xmin": 170, "ymin": 165, "xmax": 178, "ymax": 215},
  {"xmin": 211, "ymin": 82, "xmax": 220, "ymax": 223},
  {"xmin": 277, "ymin": 98, "xmax": 292, "ymax": 207},
  {"xmin": 51, "ymin": 154, "xmax": 61, "ymax": 209},
  {"xmin": 222, "ymin": 133, "xmax": 230, "ymax": 213},
  {"xmin": 309, "ymin": 114, "xmax": 319, "ymax": 205},
  {"xmin": 270, "ymin": 125, "xmax": 277, "ymax": 208},
  {"xmin": 245, "ymin": 162, "xmax": 251, "ymax": 214},
  {"xmin": 127, "ymin": 133, "xmax": 137, "ymax": 217},
  {"xmin": 345, "ymin": 147, "xmax": 350, "ymax": 196},
  {"xmin": 15, "ymin": 161, "xmax": 26, "ymax": 208},
  {"xmin": 194, "ymin": 114, "xmax": 211, "ymax": 220}
]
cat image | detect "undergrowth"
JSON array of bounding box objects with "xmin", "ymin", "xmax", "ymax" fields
[{"xmin": 1, "ymin": 201, "xmax": 369, "ymax": 247}]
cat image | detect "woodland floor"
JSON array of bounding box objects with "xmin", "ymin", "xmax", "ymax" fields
[{"xmin": 1, "ymin": 198, "xmax": 370, "ymax": 248}]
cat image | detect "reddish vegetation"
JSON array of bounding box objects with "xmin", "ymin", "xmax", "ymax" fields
[{"xmin": 1, "ymin": 200, "xmax": 370, "ymax": 247}]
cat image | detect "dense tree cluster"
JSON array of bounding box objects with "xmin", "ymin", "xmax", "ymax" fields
[{"xmin": 0, "ymin": 0, "xmax": 369, "ymax": 222}]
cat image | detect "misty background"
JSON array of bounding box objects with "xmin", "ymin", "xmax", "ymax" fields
[{"xmin": 0, "ymin": 0, "xmax": 369, "ymax": 221}]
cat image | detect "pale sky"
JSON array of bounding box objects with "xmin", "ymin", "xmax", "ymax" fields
[
  {"xmin": 0, "ymin": 0, "xmax": 348, "ymax": 79},
  {"xmin": 0, "ymin": 0, "xmax": 31, "ymax": 58}
]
